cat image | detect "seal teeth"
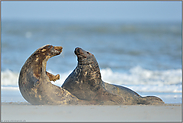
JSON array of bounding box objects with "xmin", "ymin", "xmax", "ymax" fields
[{"xmin": 54, "ymin": 46, "xmax": 62, "ymax": 51}]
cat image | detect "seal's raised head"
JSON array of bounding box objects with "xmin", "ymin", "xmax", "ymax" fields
[
  {"xmin": 74, "ymin": 47, "xmax": 97, "ymax": 65},
  {"xmin": 33, "ymin": 45, "xmax": 63, "ymax": 61},
  {"xmin": 23, "ymin": 45, "xmax": 63, "ymax": 79}
]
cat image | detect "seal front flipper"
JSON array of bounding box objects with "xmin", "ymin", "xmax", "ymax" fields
[{"xmin": 46, "ymin": 71, "xmax": 60, "ymax": 82}]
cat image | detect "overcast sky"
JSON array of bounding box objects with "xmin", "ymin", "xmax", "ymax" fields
[{"xmin": 1, "ymin": 1, "xmax": 182, "ymax": 22}]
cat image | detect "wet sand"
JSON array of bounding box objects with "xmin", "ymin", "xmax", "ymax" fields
[{"xmin": 1, "ymin": 102, "xmax": 182, "ymax": 122}]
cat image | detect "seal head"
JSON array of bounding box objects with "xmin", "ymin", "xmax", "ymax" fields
[{"xmin": 75, "ymin": 47, "xmax": 97, "ymax": 65}]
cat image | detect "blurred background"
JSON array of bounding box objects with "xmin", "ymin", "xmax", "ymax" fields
[{"xmin": 1, "ymin": 1, "xmax": 182, "ymax": 104}]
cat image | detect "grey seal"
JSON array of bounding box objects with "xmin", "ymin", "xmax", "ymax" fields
[
  {"xmin": 62, "ymin": 47, "xmax": 164, "ymax": 105},
  {"xmin": 18, "ymin": 45, "xmax": 93, "ymax": 105}
]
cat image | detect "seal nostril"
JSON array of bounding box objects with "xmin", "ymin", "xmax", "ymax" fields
[
  {"xmin": 74, "ymin": 48, "xmax": 79, "ymax": 55},
  {"xmin": 75, "ymin": 47, "xmax": 82, "ymax": 55},
  {"xmin": 78, "ymin": 48, "xmax": 82, "ymax": 53}
]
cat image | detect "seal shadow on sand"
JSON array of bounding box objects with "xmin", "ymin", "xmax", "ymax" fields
[{"xmin": 19, "ymin": 45, "xmax": 164, "ymax": 105}]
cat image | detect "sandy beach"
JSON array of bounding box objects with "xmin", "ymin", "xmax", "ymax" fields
[{"xmin": 1, "ymin": 103, "xmax": 182, "ymax": 122}]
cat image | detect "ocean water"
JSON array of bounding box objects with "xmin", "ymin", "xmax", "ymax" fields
[{"xmin": 1, "ymin": 20, "xmax": 182, "ymax": 104}]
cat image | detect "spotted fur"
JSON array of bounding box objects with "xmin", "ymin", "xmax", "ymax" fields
[{"xmin": 62, "ymin": 47, "xmax": 164, "ymax": 105}]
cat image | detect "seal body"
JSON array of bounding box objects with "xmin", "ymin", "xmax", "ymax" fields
[
  {"xmin": 103, "ymin": 82, "xmax": 164, "ymax": 105},
  {"xmin": 62, "ymin": 48, "xmax": 124, "ymax": 105},
  {"xmin": 19, "ymin": 45, "xmax": 84, "ymax": 105},
  {"xmin": 62, "ymin": 47, "xmax": 164, "ymax": 105}
]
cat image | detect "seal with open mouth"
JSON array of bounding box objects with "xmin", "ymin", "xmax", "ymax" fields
[
  {"xmin": 62, "ymin": 47, "xmax": 164, "ymax": 105},
  {"xmin": 18, "ymin": 45, "xmax": 83, "ymax": 105}
]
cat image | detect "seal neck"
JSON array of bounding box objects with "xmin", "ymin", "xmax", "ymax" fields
[
  {"xmin": 77, "ymin": 62, "xmax": 101, "ymax": 80},
  {"xmin": 42, "ymin": 60, "xmax": 47, "ymax": 73},
  {"xmin": 28, "ymin": 55, "xmax": 48, "ymax": 78}
]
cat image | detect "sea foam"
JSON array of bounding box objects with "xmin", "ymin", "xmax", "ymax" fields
[{"xmin": 1, "ymin": 66, "xmax": 182, "ymax": 93}]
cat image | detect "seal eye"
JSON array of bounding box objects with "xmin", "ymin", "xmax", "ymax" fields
[
  {"xmin": 46, "ymin": 45, "xmax": 52, "ymax": 50},
  {"xmin": 47, "ymin": 45, "xmax": 51, "ymax": 49},
  {"xmin": 87, "ymin": 52, "xmax": 90, "ymax": 54}
]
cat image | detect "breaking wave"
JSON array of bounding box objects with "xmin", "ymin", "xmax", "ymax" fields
[{"xmin": 1, "ymin": 66, "xmax": 182, "ymax": 93}]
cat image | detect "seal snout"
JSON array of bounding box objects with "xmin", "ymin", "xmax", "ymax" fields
[
  {"xmin": 74, "ymin": 47, "xmax": 83, "ymax": 55},
  {"xmin": 53, "ymin": 46, "xmax": 63, "ymax": 55}
]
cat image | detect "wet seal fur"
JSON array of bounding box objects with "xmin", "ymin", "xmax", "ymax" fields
[
  {"xmin": 62, "ymin": 47, "xmax": 164, "ymax": 105},
  {"xmin": 19, "ymin": 45, "xmax": 92, "ymax": 105}
]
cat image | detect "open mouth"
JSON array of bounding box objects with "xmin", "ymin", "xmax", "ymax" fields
[
  {"xmin": 53, "ymin": 46, "xmax": 63, "ymax": 55},
  {"xmin": 46, "ymin": 46, "xmax": 63, "ymax": 83}
]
